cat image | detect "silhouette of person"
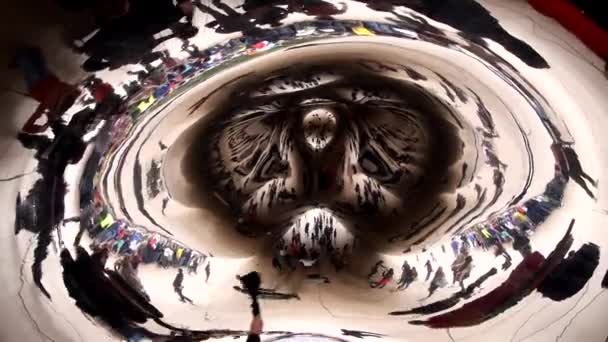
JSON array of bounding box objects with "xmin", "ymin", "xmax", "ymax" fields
[
  {"xmin": 195, "ymin": 0, "xmax": 262, "ymax": 35},
  {"xmin": 205, "ymin": 262, "xmax": 211, "ymax": 283},
  {"xmin": 387, "ymin": 0, "xmax": 548, "ymax": 68},
  {"xmin": 427, "ymin": 266, "xmax": 447, "ymax": 297},
  {"xmin": 82, "ymin": 22, "xmax": 198, "ymax": 71},
  {"xmin": 367, "ymin": 260, "xmax": 387, "ymax": 280},
  {"xmin": 173, "ymin": 269, "xmax": 193, "ymax": 303},
  {"xmin": 286, "ymin": 0, "xmax": 347, "ymax": 19},
  {"xmin": 561, "ymin": 145, "xmax": 597, "ymax": 199},
  {"xmin": 16, "ymin": 118, "xmax": 87, "ymax": 299},
  {"xmin": 424, "ymin": 260, "xmax": 433, "ymax": 281},
  {"xmin": 397, "ymin": 261, "xmax": 416, "ymax": 290},
  {"xmin": 353, "ymin": 0, "xmax": 412, "ymax": 12},
  {"xmin": 10, "ymin": 46, "xmax": 80, "ymax": 133},
  {"xmin": 341, "ymin": 329, "xmax": 386, "ymax": 338},
  {"xmin": 371, "ymin": 268, "xmax": 394, "ymax": 288}
]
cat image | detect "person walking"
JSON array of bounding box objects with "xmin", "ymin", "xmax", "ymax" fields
[
  {"xmin": 424, "ymin": 260, "xmax": 433, "ymax": 281},
  {"xmin": 427, "ymin": 266, "xmax": 447, "ymax": 298},
  {"xmin": 408, "ymin": 267, "xmax": 418, "ymax": 288},
  {"xmin": 397, "ymin": 261, "xmax": 413, "ymax": 290},
  {"xmin": 367, "ymin": 260, "xmax": 386, "ymax": 280},
  {"xmin": 173, "ymin": 269, "xmax": 193, "ymax": 303},
  {"xmin": 205, "ymin": 261, "xmax": 211, "ymax": 283}
]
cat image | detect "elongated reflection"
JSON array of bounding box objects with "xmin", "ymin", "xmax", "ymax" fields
[{"xmin": 3, "ymin": 1, "xmax": 608, "ymax": 341}]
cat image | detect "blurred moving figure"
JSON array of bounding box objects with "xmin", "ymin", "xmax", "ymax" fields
[
  {"xmin": 115, "ymin": 255, "xmax": 150, "ymax": 301},
  {"xmin": 77, "ymin": 0, "xmax": 196, "ymax": 71},
  {"xmin": 61, "ymin": 247, "xmax": 163, "ymax": 339},
  {"xmin": 16, "ymin": 116, "xmax": 87, "ymax": 299},
  {"xmin": 239, "ymin": 272, "xmax": 263, "ymax": 342},
  {"xmin": 427, "ymin": 266, "xmax": 447, "ymax": 298},
  {"xmin": 173, "ymin": 268, "xmax": 194, "ymax": 303},
  {"xmin": 10, "ymin": 47, "xmax": 80, "ymax": 133}
]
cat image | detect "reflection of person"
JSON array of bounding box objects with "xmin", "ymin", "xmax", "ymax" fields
[
  {"xmin": 91, "ymin": 246, "xmax": 110, "ymax": 270},
  {"xmin": 551, "ymin": 143, "xmax": 596, "ymax": 199},
  {"xmin": 371, "ymin": 268, "xmax": 394, "ymax": 288},
  {"xmin": 196, "ymin": 0, "xmax": 260, "ymax": 34},
  {"xmin": 286, "ymin": 0, "xmax": 347, "ymax": 18},
  {"xmin": 367, "ymin": 260, "xmax": 386, "ymax": 280},
  {"xmin": 240, "ymin": 0, "xmax": 288, "ymax": 27},
  {"xmin": 115, "ymin": 255, "xmax": 149, "ymax": 300},
  {"xmin": 562, "ymin": 146, "xmax": 597, "ymax": 198},
  {"xmin": 16, "ymin": 118, "xmax": 87, "ymax": 299},
  {"xmin": 397, "ymin": 261, "xmax": 416, "ymax": 290},
  {"xmin": 512, "ymin": 230, "xmax": 532, "ymax": 258},
  {"xmin": 205, "ymin": 262, "xmax": 211, "ymax": 283},
  {"xmin": 427, "ymin": 266, "xmax": 447, "ymax": 298},
  {"xmin": 61, "ymin": 247, "xmax": 163, "ymax": 339},
  {"xmin": 82, "ymin": 23, "xmax": 198, "ymax": 72},
  {"xmin": 83, "ymin": 77, "xmax": 123, "ymax": 119},
  {"xmin": 11, "ymin": 47, "xmax": 80, "ymax": 133},
  {"xmin": 452, "ymin": 255, "xmax": 473, "ymax": 291},
  {"xmin": 424, "ymin": 260, "xmax": 433, "ymax": 281},
  {"xmin": 352, "ymin": 0, "xmax": 415, "ymax": 12},
  {"xmin": 450, "ymin": 239, "xmax": 460, "ymax": 256},
  {"xmin": 247, "ymin": 315, "xmax": 263, "ymax": 342},
  {"xmin": 233, "ymin": 285, "xmax": 300, "ymax": 300},
  {"xmin": 239, "ymin": 272, "xmax": 263, "ymax": 342},
  {"xmin": 78, "ymin": 0, "xmax": 195, "ymax": 70},
  {"xmin": 173, "ymin": 269, "xmax": 193, "ymax": 303}
]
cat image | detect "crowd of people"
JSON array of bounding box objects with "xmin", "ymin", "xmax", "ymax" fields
[
  {"xmin": 367, "ymin": 167, "xmax": 566, "ymax": 298},
  {"xmin": 10, "ymin": 3, "xmax": 445, "ymax": 305},
  {"xmin": 303, "ymin": 109, "xmax": 337, "ymax": 151},
  {"xmin": 91, "ymin": 213, "xmax": 209, "ymax": 274},
  {"xmin": 272, "ymin": 212, "xmax": 352, "ymax": 276},
  {"xmin": 453, "ymin": 174, "xmax": 565, "ymax": 254}
]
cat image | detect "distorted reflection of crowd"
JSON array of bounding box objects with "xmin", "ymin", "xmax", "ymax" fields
[
  {"xmin": 8, "ymin": 0, "xmax": 606, "ymax": 339},
  {"xmin": 271, "ymin": 212, "xmax": 352, "ymax": 281},
  {"xmin": 365, "ymin": 160, "xmax": 570, "ymax": 300}
]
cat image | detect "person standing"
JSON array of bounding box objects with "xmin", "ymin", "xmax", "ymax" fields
[
  {"xmin": 238, "ymin": 272, "xmax": 263, "ymax": 342},
  {"xmin": 173, "ymin": 269, "xmax": 193, "ymax": 303}
]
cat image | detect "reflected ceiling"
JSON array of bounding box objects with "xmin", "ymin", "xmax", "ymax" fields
[{"xmin": 2, "ymin": 0, "xmax": 608, "ymax": 341}]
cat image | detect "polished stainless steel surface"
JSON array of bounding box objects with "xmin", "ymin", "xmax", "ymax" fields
[{"xmin": 1, "ymin": 0, "xmax": 607, "ymax": 341}]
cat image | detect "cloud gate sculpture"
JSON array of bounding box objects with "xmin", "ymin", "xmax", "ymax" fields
[{"xmin": 2, "ymin": 0, "xmax": 608, "ymax": 341}]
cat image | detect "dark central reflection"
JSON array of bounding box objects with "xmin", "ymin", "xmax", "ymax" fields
[{"xmin": 182, "ymin": 62, "xmax": 469, "ymax": 241}]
